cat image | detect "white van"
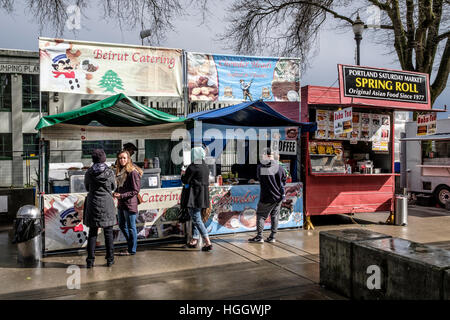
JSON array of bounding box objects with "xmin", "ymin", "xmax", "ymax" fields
[{"xmin": 404, "ymin": 118, "xmax": 450, "ymax": 207}]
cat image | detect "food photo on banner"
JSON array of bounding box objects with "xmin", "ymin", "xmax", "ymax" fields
[
  {"xmin": 39, "ymin": 37, "xmax": 183, "ymax": 97},
  {"xmin": 187, "ymin": 52, "xmax": 300, "ymax": 102}
]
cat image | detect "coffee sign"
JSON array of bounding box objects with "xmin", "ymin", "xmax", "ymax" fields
[{"xmin": 341, "ymin": 65, "xmax": 428, "ymax": 104}]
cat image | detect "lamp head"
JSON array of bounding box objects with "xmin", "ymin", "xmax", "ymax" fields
[{"xmin": 352, "ymin": 13, "xmax": 364, "ymax": 39}]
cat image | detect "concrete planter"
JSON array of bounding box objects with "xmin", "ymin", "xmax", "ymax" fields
[
  {"xmin": 352, "ymin": 238, "xmax": 450, "ymax": 300},
  {"xmin": 319, "ymin": 228, "xmax": 392, "ymax": 298}
]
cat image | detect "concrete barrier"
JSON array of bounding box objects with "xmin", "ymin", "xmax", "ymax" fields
[
  {"xmin": 444, "ymin": 269, "xmax": 450, "ymax": 300},
  {"xmin": 319, "ymin": 229, "xmax": 392, "ymax": 298},
  {"xmin": 352, "ymin": 238, "xmax": 450, "ymax": 300}
]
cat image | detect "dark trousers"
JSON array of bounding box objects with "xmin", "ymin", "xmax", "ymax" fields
[
  {"xmin": 256, "ymin": 201, "xmax": 282, "ymax": 238},
  {"xmin": 86, "ymin": 226, "xmax": 114, "ymax": 264}
]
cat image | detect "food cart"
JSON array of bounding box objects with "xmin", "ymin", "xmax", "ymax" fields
[
  {"xmin": 36, "ymin": 93, "xmax": 189, "ymax": 253},
  {"xmin": 186, "ymin": 100, "xmax": 316, "ymax": 235},
  {"xmin": 402, "ymin": 118, "xmax": 450, "ymax": 207},
  {"xmin": 301, "ymin": 64, "xmax": 435, "ymax": 229}
]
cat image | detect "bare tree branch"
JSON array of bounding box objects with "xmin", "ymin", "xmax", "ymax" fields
[{"xmin": 431, "ymin": 36, "xmax": 449, "ymax": 105}]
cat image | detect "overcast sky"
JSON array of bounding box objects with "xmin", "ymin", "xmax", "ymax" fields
[{"xmin": 1, "ymin": 1, "xmax": 448, "ymax": 118}]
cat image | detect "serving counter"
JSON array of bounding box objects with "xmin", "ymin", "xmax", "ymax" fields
[{"xmin": 43, "ymin": 183, "xmax": 303, "ymax": 253}]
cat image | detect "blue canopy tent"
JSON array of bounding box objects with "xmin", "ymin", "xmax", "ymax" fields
[
  {"xmin": 187, "ymin": 100, "xmax": 316, "ymax": 130},
  {"xmin": 186, "ymin": 100, "xmax": 317, "ymax": 182}
]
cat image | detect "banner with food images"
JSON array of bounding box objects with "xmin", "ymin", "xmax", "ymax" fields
[
  {"xmin": 39, "ymin": 37, "xmax": 183, "ymax": 97},
  {"xmin": 205, "ymin": 184, "xmax": 303, "ymax": 235},
  {"xmin": 43, "ymin": 188, "xmax": 184, "ymax": 252},
  {"xmin": 187, "ymin": 52, "xmax": 300, "ymax": 102},
  {"xmin": 43, "ymin": 183, "xmax": 303, "ymax": 251}
]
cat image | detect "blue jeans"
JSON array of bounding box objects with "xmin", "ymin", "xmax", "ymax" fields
[
  {"xmin": 189, "ymin": 208, "xmax": 209, "ymax": 240},
  {"xmin": 118, "ymin": 208, "xmax": 137, "ymax": 254}
]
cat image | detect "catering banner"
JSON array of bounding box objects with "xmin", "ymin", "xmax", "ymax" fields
[
  {"xmin": 340, "ymin": 65, "xmax": 428, "ymax": 104},
  {"xmin": 417, "ymin": 113, "xmax": 437, "ymax": 136},
  {"xmin": 205, "ymin": 184, "xmax": 303, "ymax": 235},
  {"xmin": 43, "ymin": 188, "xmax": 184, "ymax": 252},
  {"xmin": 39, "ymin": 37, "xmax": 183, "ymax": 97},
  {"xmin": 187, "ymin": 52, "xmax": 300, "ymax": 102}
]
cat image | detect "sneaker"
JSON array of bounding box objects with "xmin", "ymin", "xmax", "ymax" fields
[
  {"xmin": 248, "ymin": 236, "xmax": 264, "ymax": 243},
  {"xmin": 265, "ymin": 237, "xmax": 276, "ymax": 243}
]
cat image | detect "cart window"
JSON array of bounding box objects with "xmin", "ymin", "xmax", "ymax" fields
[
  {"xmin": 82, "ymin": 140, "xmax": 122, "ymax": 158},
  {"xmin": 422, "ymin": 140, "xmax": 450, "ymax": 159},
  {"xmin": 144, "ymin": 139, "xmax": 181, "ymax": 175}
]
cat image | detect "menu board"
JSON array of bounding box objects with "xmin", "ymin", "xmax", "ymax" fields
[
  {"xmin": 417, "ymin": 113, "xmax": 437, "ymax": 136},
  {"xmin": 315, "ymin": 109, "xmax": 329, "ymax": 139},
  {"xmin": 314, "ymin": 109, "xmax": 390, "ymax": 151},
  {"xmin": 350, "ymin": 112, "xmax": 360, "ymax": 143},
  {"xmin": 309, "ymin": 141, "xmax": 343, "ymax": 159},
  {"xmin": 360, "ymin": 113, "xmax": 371, "ymax": 141},
  {"xmin": 309, "ymin": 141, "xmax": 345, "ymax": 173},
  {"xmin": 327, "ymin": 111, "xmax": 334, "ymax": 139},
  {"xmin": 371, "ymin": 114, "xmax": 390, "ymax": 151},
  {"xmin": 334, "ymin": 107, "xmax": 353, "ymax": 135}
]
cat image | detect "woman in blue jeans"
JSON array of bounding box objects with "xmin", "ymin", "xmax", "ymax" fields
[
  {"xmin": 113, "ymin": 150, "xmax": 142, "ymax": 256},
  {"xmin": 181, "ymin": 147, "xmax": 212, "ymax": 251}
]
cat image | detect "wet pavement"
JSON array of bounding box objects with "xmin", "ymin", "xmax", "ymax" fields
[{"xmin": 0, "ymin": 205, "xmax": 449, "ymax": 300}]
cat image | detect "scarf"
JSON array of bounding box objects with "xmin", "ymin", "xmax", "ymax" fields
[
  {"xmin": 116, "ymin": 167, "xmax": 128, "ymax": 189},
  {"xmin": 52, "ymin": 70, "xmax": 75, "ymax": 79},
  {"xmin": 191, "ymin": 147, "xmax": 206, "ymax": 163}
]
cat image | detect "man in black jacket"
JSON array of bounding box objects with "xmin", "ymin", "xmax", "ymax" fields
[{"xmin": 249, "ymin": 149, "xmax": 286, "ymax": 244}]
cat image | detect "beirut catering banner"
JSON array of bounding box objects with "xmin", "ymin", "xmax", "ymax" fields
[
  {"xmin": 43, "ymin": 188, "xmax": 184, "ymax": 252},
  {"xmin": 39, "ymin": 38, "xmax": 183, "ymax": 97},
  {"xmin": 187, "ymin": 52, "xmax": 300, "ymax": 102}
]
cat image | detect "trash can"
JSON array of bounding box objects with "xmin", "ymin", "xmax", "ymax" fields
[
  {"xmin": 395, "ymin": 195, "xmax": 408, "ymax": 226},
  {"xmin": 13, "ymin": 205, "xmax": 42, "ymax": 263}
]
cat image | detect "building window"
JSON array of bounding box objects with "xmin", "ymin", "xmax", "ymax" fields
[
  {"xmin": 0, "ymin": 74, "xmax": 12, "ymax": 111},
  {"xmin": 0, "ymin": 133, "xmax": 12, "ymax": 160},
  {"xmin": 82, "ymin": 140, "xmax": 122, "ymax": 159},
  {"xmin": 22, "ymin": 74, "xmax": 48, "ymax": 112},
  {"xmin": 23, "ymin": 133, "xmax": 39, "ymax": 158}
]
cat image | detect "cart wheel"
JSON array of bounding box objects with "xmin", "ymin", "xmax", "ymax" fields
[{"xmin": 434, "ymin": 185, "xmax": 450, "ymax": 208}]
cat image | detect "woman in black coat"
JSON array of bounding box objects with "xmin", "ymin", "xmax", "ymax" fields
[
  {"xmin": 181, "ymin": 146, "xmax": 212, "ymax": 251},
  {"xmin": 84, "ymin": 149, "xmax": 117, "ymax": 268}
]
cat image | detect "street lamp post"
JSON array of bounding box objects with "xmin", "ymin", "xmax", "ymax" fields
[
  {"xmin": 140, "ymin": 29, "xmax": 152, "ymax": 46},
  {"xmin": 352, "ymin": 14, "xmax": 364, "ymax": 66}
]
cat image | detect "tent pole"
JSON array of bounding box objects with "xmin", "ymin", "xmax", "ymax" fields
[{"xmin": 182, "ymin": 50, "xmax": 188, "ymax": 118}]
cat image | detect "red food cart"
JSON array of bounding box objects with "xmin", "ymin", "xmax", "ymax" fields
[{"xmin": 300, "ymin": 64, "xmax": 435, "ymax": 229}]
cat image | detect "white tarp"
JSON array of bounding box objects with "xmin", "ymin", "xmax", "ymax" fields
[{"xmin": 41, "ymin": 122, "xmax": 187, "ymax": 141}]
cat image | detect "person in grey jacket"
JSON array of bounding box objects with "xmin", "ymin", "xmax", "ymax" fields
[
  {"xmin": 84, "ymin": 149, "xmax": 117, "ymax": 268},
  {"xmin": 248, "ymin": 149, "xmax": 286, "ymax": 244}
]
